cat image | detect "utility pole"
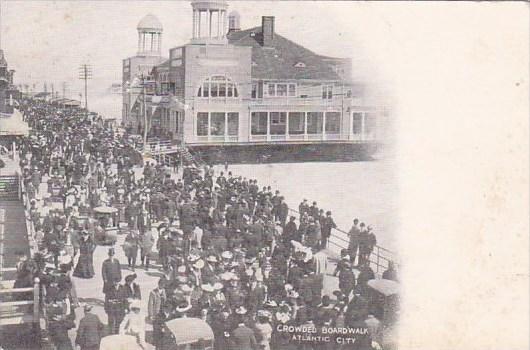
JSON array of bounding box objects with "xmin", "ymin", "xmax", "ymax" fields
[
  {"xmin": 142, "ymin": 74, "xmax": 148, "ymax": 156},
  {"xmin": 62, "ymin": 82, "xmax": 67, "ymax": 98},
  {"xmin": 78, "ymin": 64, "xmax": 92, "ymax": 115}
]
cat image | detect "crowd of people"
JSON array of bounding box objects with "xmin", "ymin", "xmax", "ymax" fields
[{"xmin": 12, "ymin": 97, "xmax": 398, "ymax": 350}]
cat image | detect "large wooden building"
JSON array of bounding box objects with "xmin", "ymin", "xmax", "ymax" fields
[{"xmin": 123, "ymin": 0, "xmax": 386, "ymax": 161}]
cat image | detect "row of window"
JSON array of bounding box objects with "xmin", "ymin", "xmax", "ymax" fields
[
  {"xmin": 250, "ymin": 111, "xmax": 341, "ymax": 135},
  {"xmin": 197, "ymin": 76, "xmax": 239, "ymax": 98},
  {"xmin": 194, "ymin": 76, "xmax": 344, "ymax": 100},
  {"xmin": 196, "ymin": 112, "xmax": 239, "ymax": 136}
]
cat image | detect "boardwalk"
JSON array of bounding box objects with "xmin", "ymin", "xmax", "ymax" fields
[{"xmin": 0, "ymin": 201, "xmax": 29, "ymax": 280}]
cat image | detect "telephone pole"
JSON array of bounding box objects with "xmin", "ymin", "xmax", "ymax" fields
[{"xmin": 78, "ymin": 64, "xmax": 92, "ymax": 114}]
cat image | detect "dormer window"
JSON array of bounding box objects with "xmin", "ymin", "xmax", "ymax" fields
[{"xmin": 294, "ymin": 62, "xmax": 306, "ymax": 68}]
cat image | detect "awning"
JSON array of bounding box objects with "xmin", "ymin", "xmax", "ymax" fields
[{"xmin": 0, "ymin": 109, "xmax": 29, "ymax": 136}]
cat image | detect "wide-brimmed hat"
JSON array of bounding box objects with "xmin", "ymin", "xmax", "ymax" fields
[
  {"xmin": 257, "ymin": 310, "xmax": 272, "ymax": 319},
  {"xmin": 187, "ymin": 254, "xmax": 200, "ymax": 262},
  {"xmin": 213, "ymin": 282, "xmax": 224, "ymax": 290},
  {"xmin": 201, "ymin": 284, "xmax": 214, "ymax": 292},
  {"xmin": 206, "ymin": 255, "xmax": 218, "ymax": 263},
  {"xmin": 220, "ymin": 272, "xmax": 235, "ymax": 281},
  {"xmin": 125, "ymin": 273, "xmax": 137, "ymax": 282},
  {"xmin": 129, "ymin": 299, "xmax": 141, "ymax": 310},
  {"xmin": 235, "ymin": 306, "xmax": 247, "ymax": 315},
  {"xmin": 176, "ymin": 301, "xmax": 192, "ymax": 313},
  {"xmin": 193, "ymin": 259, "xmax": 205, "ymax": 269},
  {"xmin": 179, "ymin": 284, "xmax": 193, "ymax": 293}
]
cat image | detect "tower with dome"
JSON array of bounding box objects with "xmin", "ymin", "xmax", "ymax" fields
[{"xmin": 122, "ymin": 14, "xmax": 167, "ymax": 130}]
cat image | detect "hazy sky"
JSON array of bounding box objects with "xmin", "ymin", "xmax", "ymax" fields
[{"xmin": 1, "ymin": 0, "xmax": 397, "ymax": 98}]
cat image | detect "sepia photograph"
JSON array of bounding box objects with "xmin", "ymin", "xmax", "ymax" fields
[{"xmin": 0, "ymin": 1, "xmax": 528, "ymax": 350}]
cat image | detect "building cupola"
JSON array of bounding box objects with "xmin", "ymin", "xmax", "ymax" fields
[
  {"xmin": 191, "ymin": 0, "xmax": 229, "ymax": 45},
  {"xmin": 137, "ymin": 14, "xmax": 163, "ymax": 56}
]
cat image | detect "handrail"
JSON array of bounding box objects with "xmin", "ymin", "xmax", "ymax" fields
[{"xmin": 286, "ymin": 207, "xmax": 398, "ymax": 276}]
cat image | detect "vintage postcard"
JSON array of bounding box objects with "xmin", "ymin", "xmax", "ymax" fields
[{"xmin": 0, "ymin": 1, "xmax": 527, "ymax": 350}]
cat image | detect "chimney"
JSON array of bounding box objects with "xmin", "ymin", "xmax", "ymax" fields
[{"xmin": 262, "ymin": 16, "xmax": 275, "ymax": 47}]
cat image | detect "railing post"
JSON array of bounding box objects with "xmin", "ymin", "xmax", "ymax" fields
[
  {"xmin": 376, "ymin": 246, "xmax": 380, "ymax": 274},
  {"xmin": 33, "ymin": 277, "xmax": 40, "ymax": 324}
]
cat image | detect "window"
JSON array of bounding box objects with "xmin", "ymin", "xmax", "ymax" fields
[
  {"xmin": 288, "ymin": 112, "xmax": 305, "ymax": 135},
  {"xmin": 197, "ymin": 112, "xmax": 208, "ymax": 136},
  {"xmin": 352, "ymin": 112, "xmax": 363, "ymax": 135},
  {"xmin": 265, "ymin": 83, "xmax": 296, "ymax": 98},
  {"xmin": 210, "ymin": 113, "xmax": 225, "ymax": 136},
  {"xmin": 197, "ymin": 76, "xmax": 238, "ymax": 98},
  {"xmin": 276, "ymin": 84, "xmax": 287, "ymax": 97},
  {"xmin": 288, "ymin": 84, "xmax": 296, "ymax": 97},
  {"xmin": 294, "ymin": 62, "xmax": 306, "ymax": 68},
  {"xmin": 270, "ymin": 112, "xmax": 287, "ymax": 135},
  {"xmin": 307, "ymin": 112, "xmax": 323, "ymax": 134},
  {"xmin": 325, "ymin": 112, "xmax": 341, "ymax": 134},
  {"xmin": 251, "ymin": 112, "xmax": 268, "ymax": 135},
  {"xmin": 227, "ymin": 113, "xmax": 239, "ymax": 136},
  {"xmin": 322, "ymin": 85, "xmax": 333, "ymax": 100},
  {"xmin": 251, "ymin": 81, "xmax": 263, "ymax": 99},
  {"xmin": 365, "ymin": 113, "xmax": 376, "ymax": 135},
  {"xmin": 268, "ymin": 84, "xmax": 275, "ymax": 97}
]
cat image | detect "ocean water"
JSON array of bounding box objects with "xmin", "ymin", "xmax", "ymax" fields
[{"xmin": 218, "ymin": 159, "xmax": 398, "ymax": 253}]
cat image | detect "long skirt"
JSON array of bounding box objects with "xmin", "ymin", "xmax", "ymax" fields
[{"xmin": 73, "ymin": 252, "xmax": 95, "ymax": 278}]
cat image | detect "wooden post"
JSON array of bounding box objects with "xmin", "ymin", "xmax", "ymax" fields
[{"xmin": 33, "ymin": 277, "xmax": 40, "ymax": 324}]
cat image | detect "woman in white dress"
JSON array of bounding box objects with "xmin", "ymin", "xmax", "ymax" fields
[{"xmin": 119, "ymin": 300, "xmax": 146, "ymax": 349}]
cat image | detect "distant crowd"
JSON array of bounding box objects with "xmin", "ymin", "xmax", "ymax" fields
[{"xmin": 12, "ymin": 97, "xmax": 398, "ymax": 350}]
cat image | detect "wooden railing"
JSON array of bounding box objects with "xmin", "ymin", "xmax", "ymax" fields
[
  {"xmin": 0, "ymin": 278, "xmax": 41, "ymax": 326},
  {"xmin": 287, "ymin": 207, "xmax": 398, "ymax": 276},
  {"xmin": 0, "ymin": 171, "xmax": 42, "ymax": 329}
]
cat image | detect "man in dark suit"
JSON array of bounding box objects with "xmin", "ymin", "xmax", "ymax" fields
[
  {"xmin": 101, "ymin": 248, "xmax": 122, "ymax": 294},
  {"xmin": 232, "ymin": 318, "xmax": 258, "ymax": 350},
  {"xmin": 75, "ymin": 304, "xmax": 105, "ymax": 350}
]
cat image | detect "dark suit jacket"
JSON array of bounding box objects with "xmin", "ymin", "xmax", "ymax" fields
[
  {"xmin": 232, "ymin": 324, "xmax": 258, "ymax": 350},
  {"xmin": 75, "ymin": 313, "xmax": 104, "ymax": 348},
  {"xmin": 101, "ymin": 258, "xmax": 122, "ymax": 292}
]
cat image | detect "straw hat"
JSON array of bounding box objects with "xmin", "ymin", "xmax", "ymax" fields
[
  {"xmin": 235, "ymin": 306, "xmax": 247, "ymax": 315},
  {"xmin": 201, "ymin": 284, "xmax": 214, "ymax": 292}
]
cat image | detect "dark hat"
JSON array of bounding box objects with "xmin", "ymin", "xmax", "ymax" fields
[
  {"xmin": 108, "ymin": 248, "xmax": 115, "ymax": 256},
  {"xmin": 125, "ymin": 273, "xmax": 137, "ymax": 282}
]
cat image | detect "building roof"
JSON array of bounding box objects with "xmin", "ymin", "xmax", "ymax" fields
[
  {"xmin": 137, "ymin": 14, "xmax": 163, "ymax": 32},
  {"xmin": 228, "ymin": 27, "xmax": 343, "ymax": 81}
]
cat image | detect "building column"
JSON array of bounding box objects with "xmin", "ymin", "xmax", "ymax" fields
[
  {"xmin": 138, "ymin": 34, "xmax": 142, "ymax": 53},
  {"xmin": 198, "ymin": 10, "xmax": 202, "ymax": 37},
  {"xmin": 349, "ymin": 111, "xmax": 354, "ymax": 140},
  {"xmin": 192, "ymin": 10, "xmax": 197, "ymax": 38},
  {"xmin": 207, "ymin": 112, "xmax": 211, "ymax": 139},
  {"xmin": 224, "ymin": 112, "xmax": 229, "ymax": 142},
  {"xmin": 322, "ymin": 112, "xmax": 326, "ymax": 140},
  {"xmin": 361, "ymin": 112, "xmax": 365, "ymax": 141},
  {"xmin": 285, "ymin": 112, "xmax": 289, "ymax": 140},
  {"xmin": 217, "ymin": 10, "xmax": 222, "ymax": 39},
  {"xmin": 303, "ymin": 112, "xmax": 308, "ymax": 141},
  {"xmin": 209, "ymin": 10, "xmax": 213, "ymax": 38},
  {"xmin": 266, "ymin": 112, "xmax": 271, "ymax": 141}
]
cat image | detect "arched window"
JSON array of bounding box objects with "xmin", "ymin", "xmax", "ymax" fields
[{"xmin": 197, "ymin": 75, "xmax": 239, "ymax": 98}]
